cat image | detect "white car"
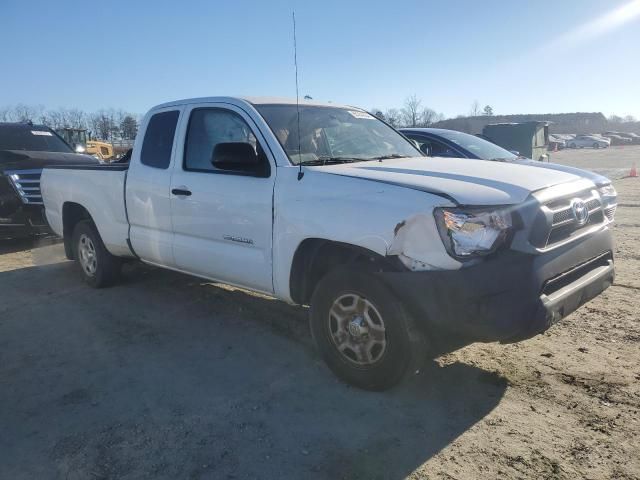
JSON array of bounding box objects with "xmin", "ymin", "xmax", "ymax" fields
[
  {"xmin": 568, "ymin": 135, "xmax": 610, "ymax": 149},
  {"xmin": 41, "ymin": 97, "xmax": 615, "ymax": 390}
]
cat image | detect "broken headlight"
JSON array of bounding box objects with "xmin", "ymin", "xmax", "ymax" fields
[{"xmin": 434, "ymin": 207, "xmax": 513, "ymax": 259}]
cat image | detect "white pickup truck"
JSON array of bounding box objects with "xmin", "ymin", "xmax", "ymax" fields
[{"xmin": 41, "ymin": 97, "xmax": 616, "ymax": 390}]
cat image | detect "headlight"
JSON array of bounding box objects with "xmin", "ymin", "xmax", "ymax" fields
[
  {"xmin": 598, "ymin": 184, "xmax": 617, "ymax": 222},
  {"xmin": 597, "ymin": 184, "xmax": 616, "ymax": 199},
  {"xmin": 434, "ymin": 207, "xmax": 513, "ymax": 259}
]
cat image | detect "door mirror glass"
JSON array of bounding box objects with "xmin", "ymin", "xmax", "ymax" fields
[{"xmin": 211, "ymin": 142, "xmax": 260, "ymax": 172}]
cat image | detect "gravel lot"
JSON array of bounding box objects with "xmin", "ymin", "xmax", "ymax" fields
[
  {"xmin": 549, "ymin": 144, "xmax": 640, "ymax": 180},
  {"xmin": 1, "ymin": 150, "xmax": 639, "ymax": 479}
]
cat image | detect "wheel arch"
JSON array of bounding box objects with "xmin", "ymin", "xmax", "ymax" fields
[
  {"xmin": 61, "ymin": 202, "xmax": 93, "ymax": 259},
  {"xmin": 288, "ymin": 238, "xmax": 403, "ymax": 305}
]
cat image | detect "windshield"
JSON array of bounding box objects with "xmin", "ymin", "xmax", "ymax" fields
[
  {"xmin": 255, "ymin": 104, "xmax": 420, "ymax": 164},
  {"xmin": 65, "ymin": 130, "xmax": 87, "ymax": 146},
  {"xmin": 0, "ymin": 126, "xmax": 74, "ymax": 153},
  {"xmin": 434, "ymin": 129, "xmax": 518, "ymax": 160}
]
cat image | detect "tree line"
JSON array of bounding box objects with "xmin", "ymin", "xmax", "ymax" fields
[
  {"xmin": 370, "ymin": 95, "xmax": 495, "ymax": 128},
  {"xmin": 3, "ymin": 99, "xmax": 636, "ymax": 138},
  {"xmin": 0, "ymin": 104, "xmax": 140, "ymax": 141},
  {"xmin": 370, "ymin": 95, "xmax": 444, "ymax": 128}
]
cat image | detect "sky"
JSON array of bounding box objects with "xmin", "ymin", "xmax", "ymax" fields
[{"xmin": 1, "ymin": 0, "xmax": 640, "ymax": 118}]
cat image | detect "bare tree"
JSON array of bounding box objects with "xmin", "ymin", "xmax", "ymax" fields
[
  {"xmin": 67, "ymin": 109, "xmax": 87, "ymax": 129},
  {"xmin": 90, "ymin": 110, "xmax": 114, "ymax": 140},
  {"xmin": 12, "ymin": 104, "xmax": 42, "ymax": 122},
  {"xmin": 483, "ymin": 105, "xmax": 494, "ymax": 116},
  {"xmin": 623, "ymin": 115, "xmax": 637, "ymax": 123},
  {"xmin": 44, "ymin": 108, "xmax": 70, "ymax": 130},
  {"xmin": 0, "ymin": 106, "xmax": 11, "ymax": 122},
  {"xmin": 419, "ymin": 108, "xmax": 444, "ymax": 127},
  {"xmin": 401, "ymin": 95, "xmax": 422, "ymax": 127},
  {"xmin": 469, "ymin": 100, "xmax": 481, "ymax": 117},
  {"xmin": 120, "ymin": 115, "xmax": 138, "ymax": 140},
  {"xmin": 384, "ymin": 108, "xmax": 402, "ymax": 128}
]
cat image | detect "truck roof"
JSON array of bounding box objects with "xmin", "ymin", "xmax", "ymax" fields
[{"xmin": 152, "ymin": 96, "xmax": 352, "ymax": 111}]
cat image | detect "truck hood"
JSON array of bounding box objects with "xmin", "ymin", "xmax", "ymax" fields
[
  {"xmin": 313, "ymin": 156, "xmax": 585, "ymax": 205},
  {"xmin": 0, "ymin": 150, "xmax": 98, "ymax": 171}
]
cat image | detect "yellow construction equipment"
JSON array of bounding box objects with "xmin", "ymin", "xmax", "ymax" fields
[{"xmin": 86, "ymin": 140, "xmax": 115, "ymax": 161}]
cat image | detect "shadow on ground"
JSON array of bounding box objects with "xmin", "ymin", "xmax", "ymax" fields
[
  {"xmin": 0, "ymin": 234, "xmax": 61, "ymax": 255},
  {"xmin": 0, "ymin": 260, "xmax": 506, "ymax": 479}
]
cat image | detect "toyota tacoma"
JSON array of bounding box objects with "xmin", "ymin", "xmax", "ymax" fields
[{"xmin": 40, "ymin": 97, "xmax": 616, "ymax": 390}]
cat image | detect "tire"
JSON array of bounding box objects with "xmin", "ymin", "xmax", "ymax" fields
[
  {"xmin": 569, "ymin": 142, "xmax": 576, "ymax": 148},
  {"xmin": 593, "ymin": 142, "xmax": 600, "ymax": 149},
  {"xmin": 309, "ymin": 268, "xmax": 425, "ymax": 391},
  {"xmin": 72, "ymin": 220, "xmax": 121, "ymax": 288}
]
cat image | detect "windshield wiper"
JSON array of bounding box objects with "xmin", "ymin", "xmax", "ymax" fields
[
  {"xmin": 367, "ymin": 154, "xmax": 409, "ymax": 161},
  {"xmin": 297, "ymin": 156, "xmax": 365, "ymax": 166}
]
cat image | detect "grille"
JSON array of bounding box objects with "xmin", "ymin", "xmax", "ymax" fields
[
  {"xmin": 552, "ymin": 208, "xmax": 573, "ymax": 225},
  {"xmin": 5, "ymin": 169, "xmax": 43, "ymax": 205},
  {"xmin": 604, "ymin": 205, "xmax": 616, "ymax": 222},
  {"xmin": 537, "ymin": 189, "xmax": 605, "ymax": 248}
]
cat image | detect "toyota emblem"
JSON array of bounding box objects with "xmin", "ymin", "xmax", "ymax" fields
[{"xmin": 571, "ymin": 199, "xmax": 589, "ymax": 226}]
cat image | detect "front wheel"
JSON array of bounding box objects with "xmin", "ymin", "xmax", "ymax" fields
[
  {"xmin": 569, "ymin": 142, "xmax": 577, "ymax": 148},
  {"xmin": 593, "ymin": 142, "xmax": 600, "ymax": 149},
  {"xmin": 310, "ymin": 268, "xmax": 425, "ymax": 390},
  {"xmin": 72, "ymin": 220, "xmax": 121, "ymax": 288}
]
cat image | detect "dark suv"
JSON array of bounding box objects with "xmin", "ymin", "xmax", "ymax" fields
[{"xmin": 0, "ymin": 122, "xmax": 97, "ymax": 238}]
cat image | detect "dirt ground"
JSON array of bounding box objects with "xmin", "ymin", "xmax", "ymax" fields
[
  {"xmin": 1, "ymin": 151, "xmax": 639, "ymax": 479},
  {"xmin": 549, "ymin": 144, "xmax": 639, "ymax": 180}
]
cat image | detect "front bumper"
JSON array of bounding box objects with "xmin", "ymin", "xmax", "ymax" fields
[
  {"xmin": 0, "ymin": 205, "xmax": 50, "ymax": 238},
  {"xmin": 379, "ymin": 226, "xmax": 614, "ymax": 343}
]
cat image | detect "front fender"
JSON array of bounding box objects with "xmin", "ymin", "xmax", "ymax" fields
[{"xmin": 272, "ymin": 167, "xmax": 460, "ymax": 301}]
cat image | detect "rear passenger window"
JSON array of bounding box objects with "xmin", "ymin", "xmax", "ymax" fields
[{"xmin": 140, "ymin": 110, "xmax": 179, "ymax": 169}]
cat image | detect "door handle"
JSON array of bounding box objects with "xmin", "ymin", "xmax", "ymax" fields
[{"xmin": 171, "ymin": 187, "xmax": 192, "ymax": 197}]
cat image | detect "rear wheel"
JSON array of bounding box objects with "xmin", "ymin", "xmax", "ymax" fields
[
  {"xmin": 569, "ymin": 142, "xmax": 577, "ymax": 148},
  {"xmin": 593, "ymin": 142, "xmax": 600, "ymax": 149},
  {"xmin": 72, "ymin": 220, "xmax": 121, "ymax": 288},
  {"xmin": 310, "ymin": 268, "xmax": 425, "ymax": 390}
]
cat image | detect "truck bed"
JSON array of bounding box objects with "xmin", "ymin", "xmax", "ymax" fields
[{"xmin": 41, "ymin": 164, "xmax": 133, "ymax": 257}]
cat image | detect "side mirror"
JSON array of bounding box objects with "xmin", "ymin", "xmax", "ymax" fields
[
  {"xmin": 211, "ymin": 142, "xmax": 261, "ymax": 173},
  {"xmin": 420, "ymin": 143, "xmax": 432, "ymax": 156}
]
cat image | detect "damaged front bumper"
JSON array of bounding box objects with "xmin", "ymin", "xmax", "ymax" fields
[{"xmin": 379, "ymin": 226, "xmax": 614, "ymax": 343}]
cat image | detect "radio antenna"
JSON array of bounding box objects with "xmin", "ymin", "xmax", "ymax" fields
[{"xmin": 293, "ymin": 11, "xmax": 304, "ymax": 180}]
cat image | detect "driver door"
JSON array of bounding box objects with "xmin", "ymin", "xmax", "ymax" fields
[{"xmin": 169, "ymin": 103, "xmax": 276, "ymax": 294}]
